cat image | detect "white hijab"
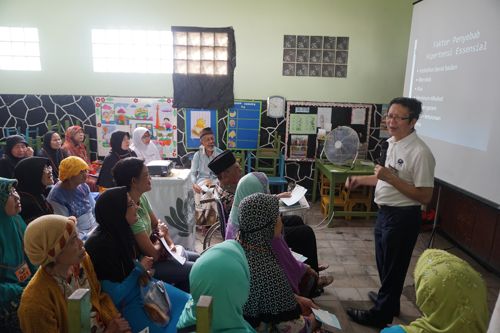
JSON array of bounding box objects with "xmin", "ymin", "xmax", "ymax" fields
[{"xmin": 130, "ymin": 127, "xmax": 161, "ymax": 164}]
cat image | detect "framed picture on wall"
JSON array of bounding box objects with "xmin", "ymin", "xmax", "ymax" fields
[{"xmin": 185, "ymin": 108, "xmax": 218, "ymax": 149}]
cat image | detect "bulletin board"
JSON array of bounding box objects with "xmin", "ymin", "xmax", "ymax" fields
[
  {"xmin": 95, "ymin": 97, "xmax": 178, "ymax": 158},
  {"xmin": 226, "ymin": 100, "xmax": 262, "ymax": 150},
  {"xmin": 285, "ymin": 101, "xmax": 372, "ymax": 161},
  {"xmin": 185, "ymin": 108, "xmax": 218, "ymax": 149}
]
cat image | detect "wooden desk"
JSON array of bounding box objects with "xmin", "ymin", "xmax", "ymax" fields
[
  {"xmin": 312, "ymin": 159, "xmax": 376, "ymax": 224},
  {"xmin": 145, "ymin": 168, "xmax": 196, "ymax": 250}
]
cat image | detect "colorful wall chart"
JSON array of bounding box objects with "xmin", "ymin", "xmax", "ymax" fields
[
  {"xmin": 95, "ymin": 97, "xmax": 178, "ymax": 157},
  {"xmin": 227, "ymin": 100, "xmax": 262, "ymax": 150},
  {"xmin": 185, "ymin": 108, "xmax": 218, "ymax": 149}
]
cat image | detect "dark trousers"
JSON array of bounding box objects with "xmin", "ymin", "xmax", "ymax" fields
[
  {"xmin": 282, "ymin": 215, "xmax": 319, "ymax": 272},
  {"xmin": 371, "ymin": 205, "xmax": 421, "ymax": 323}
]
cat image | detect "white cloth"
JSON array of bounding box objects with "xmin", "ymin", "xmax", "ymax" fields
[
  {"xmin": 375, "ymin": 131, "xmax": 435, "ymax": 206},
  {"xmin": 130, "ymin": 127, "xmax": 161, "ymax": 164},
  {"xmin": 488, "ymin": 292, "xmax": 500, "ymax": 333}
]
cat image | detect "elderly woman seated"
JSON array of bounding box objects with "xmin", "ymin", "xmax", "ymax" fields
[
  {"xmin": 0, "ymin": 177, "xmax": 36, "ymax": 332},
  {"xmin": 0, "ymin": 135, "xmax": 34, "ymax": 179},
  {"xmin": 47, "ymin": 156, "xmax": 97, "ymax": 240},
  {"xmin": 14, "ymin": 156, "xmax": 54, "ymax": 224},
  {"xmin": 112, "ymin": 157, "xmax": 199, "ymax": 292},
  {"xmin": 380, "ymin": 249, "xmax": 489, "ymax": 333},
  {"xmin": 18, "ymin": 215, "xmax": 131, "ymax": 333}
]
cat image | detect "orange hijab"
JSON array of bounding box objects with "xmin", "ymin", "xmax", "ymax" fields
[{"xmin": 62, "ymin": 126, "xmax": 89, "ymax": 164}]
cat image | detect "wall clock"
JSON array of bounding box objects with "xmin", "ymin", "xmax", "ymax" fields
[{"xmin": 267, "ymin": 96, "xmax": 286, "ymax": 118}]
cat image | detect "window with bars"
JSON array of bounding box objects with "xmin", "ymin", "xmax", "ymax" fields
[
  {"xmin": 0, "ymin": 27, "xmax": 41, "ymax": 71},
  {"xmin": 173, "ymin": 31, "xmax": 229, "ymax": 75},
  {"xmin": 91, "ymin": 29, "xmax": 173, "ymax": 73},
  {"xmin": 171, "ymin": 26, "xmax": 235, "ymax": 109}
]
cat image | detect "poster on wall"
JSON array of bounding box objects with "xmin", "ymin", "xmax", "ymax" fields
[
  {"xmin": 185, "ymin": 108, "xmax": 218, "ymax": 149},
  {"xmin": 226, "ymin": 100, "xmax": 262, "ymax": 150},
  {"xmin": 95, "ymin": 97, "xmax": 178, "ymax": 158}
]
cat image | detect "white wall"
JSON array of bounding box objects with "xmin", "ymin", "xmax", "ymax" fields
[{"xmin": 0, "ymin": 0, "xmax": 412, "ymax": 103}]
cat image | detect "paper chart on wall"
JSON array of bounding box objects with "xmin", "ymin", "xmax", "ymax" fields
[
  {"xmin": 317, "ymin": 107, "xmax": 332, "ymax": 128},
  {"xmin": 190, "ymin": 110, "xmax": 212, "ymax": 138},
  {"xmin": 289, "ymin": 114, "xmax": 317, "ymax": 134},
  {"xmin": 351, "ymin": 108, "xmax": 366, "ymax": 125},
  {"xmin": 95, "ymin": 97, "xmax": 178, "ymax": 158}
]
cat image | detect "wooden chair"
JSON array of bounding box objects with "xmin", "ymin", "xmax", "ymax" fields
[
  {"xmin": 346, "ymin": 186, "xmax": 373, "ymax": 219},
  {"xmin": 254, "ymin": 133, "xmax": 281, "ymax": 177}
]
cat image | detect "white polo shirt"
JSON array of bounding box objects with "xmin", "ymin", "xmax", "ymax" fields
[{"xmin": 374, "ymin": 131, "xmax": 435, "ymax": 207}]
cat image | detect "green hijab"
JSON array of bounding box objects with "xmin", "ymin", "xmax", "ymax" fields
[
  {"xmin": 229, "ymin": 172, "xmax": 269, "ymax": 228},
  {"xmin": 177, "ymin": 240, "xmax": 255, "ymax": 332},
  {"xmin": 402, "ymin": 249, "xmax": 488, "ymax": 333}
]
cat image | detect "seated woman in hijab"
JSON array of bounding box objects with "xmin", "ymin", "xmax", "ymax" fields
[
  {"xmin": 177, "ymin": 240, "xmax": 255, "ymax": 332},
  {"xmin": 130, "ymin": 127, "xmax": 161, "ymax": 164},
  {"xmin": 97, "ymin": 130, "xmax": 136, "ymax": 191},
  {"xmin": 112, "ymin": 157, "xmax": 199, "ymax": 292},
  {"xmin": 85, "ymin": 186, "xmax": 191, "ymax": 333},
  {"xmin": 39, "ymin": 131, "xmax": 68, "ymax": 182},
  {"xmin": 238, "ymin": 193, "xmax": 319, "ymax": 332},
  {"xmin": 14, "ymin": 157, "xmax": 54, "ymax": 224},
  {"xmin": 0, "ymin": 135, "xmax": 34, "ymax": 179},
  {"xmin": 227, "ymin": 172, "xmax": 333, "ymax": 297},
  {"xmin": 18, "ymin": 215, "xmax": 131, "ymax": 333},
  {"xmin": 0, "ymin": 177, "xmax": 36, "ymax": 332},
  {"xmin": 47, "ymin": 156, "xmax": 97, "ymax": 240},
  {"xmin": 381, "ymin": 249, "xmax": 489, "ymax": 333},
  {"xmin": 62, "ymin": 125, "xmax": 89, "ymax": 164}
]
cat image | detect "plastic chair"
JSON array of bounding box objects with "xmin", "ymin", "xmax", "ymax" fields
[
  {"xmin": 180, "ymin": 151, "xmax": 196, "ymax": 169},
  {"xmin": 267, "ymin": 153, "xmax": 287, "ymax": 193}
]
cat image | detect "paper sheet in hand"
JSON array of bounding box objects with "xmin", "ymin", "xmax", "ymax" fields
[
  {"xmin": 160, "ymin": 238, "xmax": 187, "ymax": 265},
  {"xmin": 312, "ymin": 308, "xmax": 342, "ymax": 331},
  {"xmin": 291, "ymin": 250, "xmax": 308, "ymax": 262},
  {"xmin": 280, "ymin": 184, "xmax": 307, "ymax": 206}
]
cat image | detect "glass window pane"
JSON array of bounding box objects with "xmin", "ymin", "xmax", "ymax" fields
[
  {"xmin": 201, "ymin": 60, "xmax": 214, "ymax": 75},
  {"xmin": 174, "ymin": 45, "xmax": 187, "ymax": 59},
  {"xmin": 201, "ymin": 46, "xmax": 214, "ymax": 60},
  {"xmin": 201, "ymin": 32, "xmax": 214, "ymax": 46},
  {"xmin": 214, "ymin": 33, "xmax": 228, "ymax": 47},
  {"xmin": 215, "ymin": 61, "xmax": 227, "ymax": 75},
  {"xmin": 174, "ymin": 31, "xmax": 187, "ymax": 45},
  {"xmin": 174, "ymin": 60, "xmax": 187, "ymax": 74},
  {"xmin": 187, "ymin": 32, "xmax": 200, "ymax": 46},
  {"xmin": 187, "ymin": 60, "xmax": 200, "ymax": 74},
  {"xmin": 187, "ymin": 46, "xmax": 200, "ymax": 60},
  {"xmin": 214, "ymin": 47, "xmax": 227, "ymax": 60}
]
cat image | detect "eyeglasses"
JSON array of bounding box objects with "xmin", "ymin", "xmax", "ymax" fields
[{"xmin": 385, "ymin": 114, "xmax": 410, "ymax": 122}]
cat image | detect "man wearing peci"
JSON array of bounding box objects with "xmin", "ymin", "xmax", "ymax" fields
[{"xmin": 345, "ymin": 97, "xmax": 435, "ymax": 329}]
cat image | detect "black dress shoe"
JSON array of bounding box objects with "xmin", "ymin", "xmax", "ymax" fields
[
  {"xmin": 366, "ymin": 291, "xmax": 400, "ymax": 317},
  {"xmin": 346, "ymin": 307, "xmax": 388, "ymax": 329},
  {"xmin": 368, "ymin": 291, "xmax": 378, "ymax": 303}
]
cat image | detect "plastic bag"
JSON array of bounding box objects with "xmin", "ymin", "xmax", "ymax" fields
[{"xmin": 141, "ymin": 277, "xmax": 172, "ymax": 327}]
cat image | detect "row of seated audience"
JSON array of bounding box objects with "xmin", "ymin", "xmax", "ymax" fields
[{"xmin": 0, "ymin": 126, "xmax": 495, "ymax": 332}]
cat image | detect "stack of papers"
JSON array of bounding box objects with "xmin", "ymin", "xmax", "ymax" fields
[
  {"xmin": 160, "ymin": 238, "xmax": 187, "ymax": 265},
  {"xmin": 280, "ymin": 185, "xmax": 307, "ymax": 206}
]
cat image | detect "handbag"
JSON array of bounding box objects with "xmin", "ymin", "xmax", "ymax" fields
[{"xmin": 140, "ymin": 273, "xmax": 172, "ymax": 326}]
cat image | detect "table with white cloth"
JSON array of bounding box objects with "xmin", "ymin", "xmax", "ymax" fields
[{"xmin": 144, "ymin": 168, "xmax": 196, "ymax": 251}]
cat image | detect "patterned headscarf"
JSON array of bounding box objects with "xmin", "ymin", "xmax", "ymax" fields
[
  {"xmin": 62, "ymin": 126, "xmax": 89, "ymax": 163},
  {"xmin": 0, "ymin": 177, "xmax": 17, "ymax": 208},
  {"xmin": 238, "ymin": 193, "xmax": 300, "ymax": 325},
  {"xmin": 402, "ymin": 249, "xmax": 488, "ymax": 333},
  {"xmin": 24, "ymin": 215, "xmax": 76, "ymax": 266}
]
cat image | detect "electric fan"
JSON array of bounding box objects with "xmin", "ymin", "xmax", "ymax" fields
[{"xmin": 322, "ymin": 126, "xmax": 360, "ymax": 167}]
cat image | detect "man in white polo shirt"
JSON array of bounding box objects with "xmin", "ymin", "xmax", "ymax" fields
[{"xmin": 345, "ymin": 97, "xmax": 435, "ymax": 329}]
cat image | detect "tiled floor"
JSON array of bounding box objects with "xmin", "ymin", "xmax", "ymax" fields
[{"xmin": 196, "ymin": 202, "xmax": 500, "ymax": 332}]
